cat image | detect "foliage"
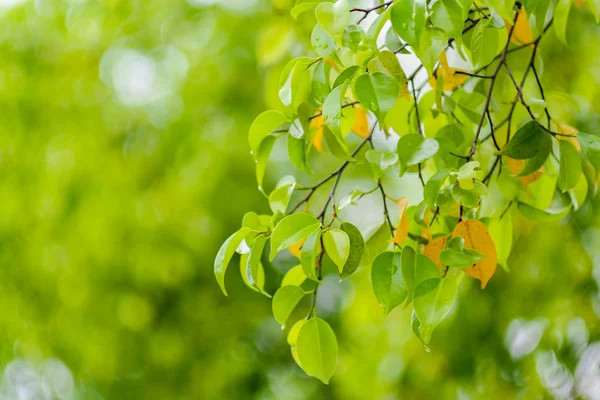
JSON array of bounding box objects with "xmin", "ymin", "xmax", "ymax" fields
[{"xmin": 216, "ymin": 0, "xmax": 600, "ymax": 385}]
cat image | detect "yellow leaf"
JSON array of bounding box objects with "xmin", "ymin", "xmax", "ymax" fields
[
  {"xmin": 352, "ymin": 107, "xmax": 370, "ymax": 138},
  {"xmin": 310, "ymin": 113, "xmax": 324, "ymax": 153},
  {"xmin": 507, "ymin": 158, "xmax": 543, "ymax": 187},
  {"xmin": 452, "ymin": 220, "xmax": 498, "ymax": 289},
  {"xmin": 508, "ymin": 9, "xmax": 533, "ymax": 46},
  {"xmin": 289, "ymin": 239, "xmax": 304, "ymax": 259},
  {"xmin": 428, "ymin": 50, "xmax": 467, "ymax": 91},
  {"xmin": 423, "ymin": 235, "xmax": 450, "ymax": 272},
  {"xmin": 389, "ymin": 197, "xmax": 409, "ymax": 246},
  {"xmin": 557, "ymin": 124, "xmax": 581, "ymax": 150}
]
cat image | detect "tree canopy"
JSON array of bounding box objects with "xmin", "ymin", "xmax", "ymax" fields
[{"xmin": 216, "ymin": 0, "xmax": 600, "ymax": 392}]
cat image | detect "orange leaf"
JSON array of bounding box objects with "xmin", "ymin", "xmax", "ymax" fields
[
  {"xmin": 507, "ymin": 158, "xmax": 543, "ymax": 187},
  {"xmin": 423, "ymin": 235, "xmax": 450, "ymax": 272},
  {"xmin": 323, "ymin": 58, "xmax": 340, "ymax": 73},
  {"xmin": 310, "ymin": 113, "xmax": 325, "ymax": 153},
  {"xmin": 508, "ymin": 9, "xmax": 533, "ymax": 46},
  {"xmin": 352, "ymin": 107, "xmax": 369, "ymax": 138},
  {"xmin": 289, "ymin": 239, "xmax": 304, "ymax": 259},
  {"xmin": 390, "ymin": 197, "xmax": 409, "ymax": 246},
  {"xmin": 428, "ymin": 50, "xmax": 467, "ymax": 91},
  {"xmin": 452, "ymin": 220, "xmax": 497, "ymax": 289}
]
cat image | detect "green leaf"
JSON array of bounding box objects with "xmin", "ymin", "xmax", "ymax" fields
[
  {"xmin": 489, "ymin": 213, "xmax": 513, "ymax": 271},
  {"xmin": 354, "ymin": 72, "xmax": 399, "ymax": 124},
  {"xmin": 323, "ymin": 85, "xmax": 344, "ymax": 137},
  {"xmin": 336, "ymin": 189, "xmax": 363, "ymax": 211},
  {"xmin": 414, "ymin": 201, "xmax": 429, "ymax": 228},
  {"xmin": 424, "ymin": 169, "xmax": 451, "ymax": 208},
  {"xmin": 361, "ymin": 221, "xmax": 392, "ymax": 267},
  {"xmin": 558, "ymin": 140, "xmax": 583, "ymax": 192},
  {"xmin": 240, "ymin": 252, "xmax": 267, "ymax": 295},
  {"xmin": 323, "ymin": 125, "xmax": 353, "ymax": 160},
  {"xmin": 282, "ymin": 265, "xmax": 307, "ymax": 287},
  {"xmin": 311, "ymin": 60, "xmax": 331, "ymax": 106},
  {"xmin": 367, "ymin": 50, "xmax": 408, "ymax": 94},
  {"xmin": 315, "ymin": 0, "xmax": 350, "ymax": 39},
  {"xmin": 439, "ymin": 237, "xmax": 487, "ymax": 268},
  {"xmin": 518, "ymin": 129, "xmax": 552, "ymax": 176},
  {"xmin": 390, "ymin": 0, "xmax": 427, "ymax": 50},
  {"xmin": 271, "ymin": 214, "xmax": 321, "ymax": 260},
  {"xmin": 256, "ymin": 136, "xmax": 277, "ymax": 193},
  {"xmin": 296, "ymin": 317, "xmax": 338, "ymax": 384},
  {"xmin": 451, "ymin": 181, "xmax": 488, "ymax": 208},
  {"xmin": 396, "ymin": 134, "xmax": 439, "ymax": 176},
  {"xmin": 385, "ymin": 26, "xmax": 405, "ymax": 53},
  {"xmin": 279, "ymin": 58, "xmax": 312, "ymax": 112},
  {"xmin": 245, "ymin": 234, "xmax": 270, "ymax": 295},
  {"xmin": 272, "ymin": 285, "xmax": 306, "ymax": 327},
  {"xmin": 431, "ymin": 0, "xmax": 464, "ymax": 40},
  {"xmin": 290, "ymin": 1, "xmax": 319, "ymax": 20},
  {"xmin": 469, "ymin": 21, "xmax": 502, "ymax": 69},
  {"xmin": 371, "ymin": 252, "xmax": 408, "ymax": 315},
  {"xmin": 516, "ymin": 201, "xmax": 571, "ymax": 222},
  {"xmin": 214, "ymin": 228, "xmax": 251, "ymax": 296},
  {"xmin": 451, "ymin": 161, "xmax": 482, "ymax": 190},
  {"xmin": 365, "ymin": 150, "xmax": 399, "ymax": 181},
  {"xmin": 414, "ymin": 27, "xmax": 448, "ymax": 74},
  {"xmin": 269, "ymin": 176, "xmax": 296, "ymax": 214},
  {"xmin": 499, "ymin": 121, "xmax": 548, "ymax": 160},
  {"xmin": 311, "ymin": 24, "xmax": 339, "ymax": 59},
  {"xmin": 342, "ymin": 24, "xmax": 365, "ymax": 52},
  {"xmin": 546, "ymin": 92, "xmax": 580, "ymax": 114},
  {"xmin": 333, "ymin": 65, "xmax": 360, "ymax": 89},
  {"xmin": 242, "ymin": 211, "xmax": 270, "ymax": 232},
  {"xmin": 301, "ymin": 229, "xmax": 322, "ymax": 281},
  {"xmin": 413, "ymin": 273, "xmax": 460, "ymax": 344},
  {"xmin": 366, "ymin": 8, "xmax": 391, "ymax": 50},
  {"xmin": 554, "ymin": 0, "xmax": 573, "ymax": 45},
  {"xmin": 578, "ymin": 133, "xmax": 600, "ymax": 174},
  {"xmin": 249, "ymin": 110, "xmax": 287, "ymax": 156},
  {"xmin": 403, "ymin": 250, "xmax": 441, "ymax": 305},
  {"xmin": 288, "ymin": 136, "xmax": 311, "ymax": 174},
  {"xmin": 339, "ymin": 222, "xmax": 364, "ymax": 278},
  {"xmin": 323, "ymin": 229, "xmax": 350, "ymax": 273}
]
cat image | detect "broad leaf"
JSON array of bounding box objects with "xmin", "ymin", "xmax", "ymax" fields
[
  {"xmin": 269, "ymin": 176, "xmax": 296, "ymax": 214},
  {"xmin": 272, "ymin": 285, "xmax": 306, "ymax": 327},
  {"xmin": 499, "ymin": 121, "xmax": 548, "ymax": 160},
  {"xmin": 452, "ymin": 220, "xmax": 498, "ymax": 289},
  {"xmin": 390, "ymin": 0, "xmax": 427, "ymax": 50},
  {"xmin": 301, "ymin": 229, "xmax": 323, "ymax": 281},
  {"xmin": 413, "ymin": 273, "xmax": 460, "ymax": 344},
  {"xmin": 365, "ymin": 150, "xmax": 399, "ymax": 181},
  {"xmin": 249, "ymin": 110, "xmax": 287, "ymax": 155},
  {"xmin": 323, "ymin": 229, "xmax": 350, "ymax": 273},
  {"xmin": 340, "ymin": 222, "xmax": 364, "ymax": 278},
  {"xmin": 271, "ymin": 214, "xmax": 321, "ymax": 260},
  {"xmin": 354, "ymin": 72, "xmax": 399, "ymax": 124},
  {"xmin": 558, "ymin": 139, "xmax": 582, "ymax": 192},
  {"xmin": 371, "ymin": 251, "xmax": 408, "ymax": 315},
  {"xmin": 397, "ymin": 134, "xmax": 439, "ymax": 176},
  {"xmin": 296, "ymin": 317, "xmax": 338, "ymax": 384},
  {"xmin": 424, "ymin": 169, "xmax": 451, "ymax": 208},
  {"xmin": 214, "ymin": 228, "xmax": 251, "ymax": 296}
]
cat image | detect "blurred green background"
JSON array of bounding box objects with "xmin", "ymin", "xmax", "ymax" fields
[{"xmin": 0, "ymin": 0, "xmax": 599, "ymax": 399}]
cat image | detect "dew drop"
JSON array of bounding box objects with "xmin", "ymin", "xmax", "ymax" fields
[
  {"xmin": 281, "ymin": 325, "xmax": 285, "ymax": 330},
  {"xmin": 424, "ymin": 345, "xmax": 431, "ymax": 352},
  {"xmin": 258, "ymin": 185, "xmax": 263, "ymax": 191},
  {"xmin": 401, "ymin": 22, "xmax": 408, "ymax": 30}
]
